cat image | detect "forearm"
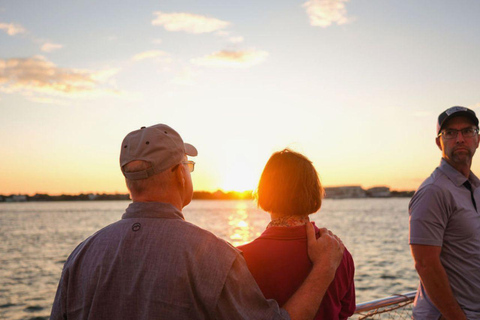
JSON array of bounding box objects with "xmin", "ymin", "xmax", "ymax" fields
[
  {"xmin": 283, "ymin": 264, "xmax": 336, "ymax": 320},
  {"xmin": 417, "ymin": 263, "xmax": 466, "ymax": 320}
]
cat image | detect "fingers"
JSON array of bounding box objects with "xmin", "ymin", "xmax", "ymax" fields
[
  {"xmin": 305, "ymin": 222, "xmax": 315, "ymax": 244},
  {"xmin": 317, "ymin": 227, "xmax": 327, "ymax": 237},
  {"xmin": 329, "ymin": 230, "xmax": 345, "ymax": 254},
  {"xmin": 317, "ymin": 228, "xmax": 338, "ymax": 243},
  {"xmin": 307, "ymin": 224, "xmax": 345, "ymax": 269},
  {"xmin": 307, "ymin": 224, "xmax": 342, "ymax": 249},
  {"xmin": 327, "ymin": 230, "xmax": 344, "ymax": 249}
]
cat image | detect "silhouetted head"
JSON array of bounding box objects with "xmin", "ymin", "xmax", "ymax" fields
[
  {"xmin": 119, "ymin": 124, "xmax": 197, "ymax": 207},
  {"xmin": 257, "ymin": 149, "xmax": 323, "ymax": 217}
]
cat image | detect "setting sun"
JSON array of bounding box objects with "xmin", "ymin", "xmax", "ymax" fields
[{"xmin": 220, "ymin": 161, "xmax": 259, "ymax": 192}]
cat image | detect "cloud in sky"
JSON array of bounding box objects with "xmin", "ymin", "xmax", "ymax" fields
[
  {"xmin": 132, "ymin": 50, "xmax": 168, "ymax": 61},
  {"xmin": 41, "ymin": 42, "xmax": 64, "ymax": 52},
  {"xmin": 216, "ymin": 30, "xmax": 230, "ymax": 37},
  {"xmin": 0, "ymin": 56, "xmax": 119, "ymax": 98},
  {"xmin": 303, "ymin": 0, "xmax": 350, "ymax": 27},
  {"xmin": 191, "ymin": 49, "xmax": 268, "ymax": 68},
  {"xmin": 171, "ymin": 67, "xmax": 197, "ymax": 86},
  {"xmin": 152, "ymin": 12, "xmax": 230, "ymax": 34},
  {"xmin": 27, "ymin": 96, "xmax": 68, "ymax": 105},
  {"xmin": 229, "ymin": 36, "xmax": 244, "ymax": 44},
  {"xmin": 0, "ymin": 22, "xmax": 26, "ymax": 35}
]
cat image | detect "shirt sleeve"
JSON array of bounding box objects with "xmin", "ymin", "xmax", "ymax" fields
[
  {"xmin": 50, "ymin": 268, "xmax": 68, "ymax": 320},
  {"xmin": 339, "ymin": 251, "xmax": 356, "ymax": 320},
  {"xmin": 215, "ymin": 255, "xmax": 291, "ymax": 320},
  {"xmin": 409, "ymin": 184, "xmax": 450, "ymax": 247}
]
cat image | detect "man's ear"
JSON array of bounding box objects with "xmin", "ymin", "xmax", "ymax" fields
[
  {"xmin": 174, "ymin": 164, "xmax": 185, "ymax": 187},
  {"xmin": 435, "ymin": 136, "xmax": 442, "ymax": 151}
]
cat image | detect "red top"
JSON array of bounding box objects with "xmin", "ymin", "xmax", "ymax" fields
[{"xmin": 237, "ymin": 223, "xmax": 355, "ymax": 320}]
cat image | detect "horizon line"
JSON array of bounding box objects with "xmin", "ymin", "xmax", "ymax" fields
[{"xmin": 0, "ymin": 185, "xmax": 416, "ymax": 197}]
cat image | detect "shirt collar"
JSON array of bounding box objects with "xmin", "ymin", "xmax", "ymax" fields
[
  {"xmin": 258, "ymin": 222, "xmax": 319, "ymax": 240},
  {"xmin": 122, "ymin": 201, "xmax": 185, "ymax": 220},
  {"xmin": 438, "ymin": 158, "xmax": 480, "ymax": 188}
]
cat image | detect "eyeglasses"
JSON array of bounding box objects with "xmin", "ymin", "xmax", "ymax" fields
[
  {"xmin": 183, "ymin": 160, "xmax": 195, "ymax": 172},
  {"xmin": 171, "ymin": 160, "xmax": 195, "ymax": 173},
  {"xmin": 438, "ymin": 127, "xmax": 479, "ymax": 140}
]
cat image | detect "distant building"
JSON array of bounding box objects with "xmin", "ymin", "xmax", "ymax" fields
[
  {"xmin": 10, "ymin": 195, "xmax": 27, "ymax": 202},
  {"xmin": 367, "ymin": 186, "xmax": 391, "ymax": 198},
  {"xmin": 324, "ymin": 186, "xmax": 366, "ymax": 199}
]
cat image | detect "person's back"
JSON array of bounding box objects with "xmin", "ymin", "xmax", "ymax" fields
[
  {"xmin": 238, "ymin": 149, "xmax": 355, "ymax": 320},
  {"xmin": 53, "ymin": 202, "xmax": 249, "ymax": 319},
  {"xmin": 238, "ymin": 224, "xmax": 355, "ymax": 320}
]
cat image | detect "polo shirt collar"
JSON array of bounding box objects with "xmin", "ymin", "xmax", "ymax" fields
[
  {"xmin": 438, "ymin": 158, "xmax": 480, "ymax": 188},
  {"xmin": 122, "ymin": 201, "xmax": 185, "ymax": 220}
]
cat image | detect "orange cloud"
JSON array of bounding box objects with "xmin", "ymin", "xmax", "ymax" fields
[
  {"xmin": 0, "ymin": 56, "xmax": 119, "ymax": 97},
  {"xmin": 0, "ymin": 22, "xmax": 26, "ymax": 35},
  {"xmin": 152, "ymin": 12, "xmax": 230, "ymax": 34},
  {"xmin": 303, "ymin": 0, "xmax": 350, "ymax": 27},
  {"xmin": 191, "ymin": 50, "xmax": 268, "ymax": 68}
]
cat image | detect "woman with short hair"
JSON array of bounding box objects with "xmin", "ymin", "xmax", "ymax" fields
[{"xmin": 238, "ymin": 149, "xmax": 356, "ymax": 320}]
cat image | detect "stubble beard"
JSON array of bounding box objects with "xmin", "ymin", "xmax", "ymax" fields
[{"xmin": 450, "ymin": 148, "xmax": 473, "ymax": 166}]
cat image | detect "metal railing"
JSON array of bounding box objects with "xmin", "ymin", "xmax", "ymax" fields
[{"xmin": 354, "ymin": 291, "xmax": 416, "ymax": 319}]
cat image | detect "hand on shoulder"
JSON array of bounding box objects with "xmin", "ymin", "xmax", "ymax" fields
[{"xmin": 306, "ymin": 222, "xmax": 345, "ymax": 273}]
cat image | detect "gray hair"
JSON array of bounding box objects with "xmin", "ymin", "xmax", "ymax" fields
[{"xmin": 123, "ymin": 160, "xmax": 170, "ymax": 195}]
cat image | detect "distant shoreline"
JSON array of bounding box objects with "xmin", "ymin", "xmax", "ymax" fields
[{"xmin": 0, "ymin": 187, "xmax": 414, "ymax": 202}]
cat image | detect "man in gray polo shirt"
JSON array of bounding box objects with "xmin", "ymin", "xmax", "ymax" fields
[
  {"xmin": 51, "ymin": 124, "xmax": 345, "ymax": 320},
  {"xmin": 409, "ymin": 106, "xmax": 480, "ymax": 319}
]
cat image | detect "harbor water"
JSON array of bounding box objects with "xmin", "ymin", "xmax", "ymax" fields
[{"xmin": 0, "ymin": 198, "xmax": 418, "ymax": 319}]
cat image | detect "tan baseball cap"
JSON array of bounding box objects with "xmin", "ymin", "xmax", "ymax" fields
[{"xmin": 120, "ymin": 124, "xmax": 197, "ymax": 180}]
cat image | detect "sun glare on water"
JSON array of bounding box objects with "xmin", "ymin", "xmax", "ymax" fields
[{"xmin": 228, "ymin": 201, "xmax": 253, "ymax": 246}]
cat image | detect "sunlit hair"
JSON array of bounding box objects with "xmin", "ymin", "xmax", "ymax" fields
[
  {"xmin": 256, "ymin": 149, "xmax": 323, "ymax": 216},
  {"xmin": 123, "ymin": 160, "xmax": 168, "ymax": 195}
]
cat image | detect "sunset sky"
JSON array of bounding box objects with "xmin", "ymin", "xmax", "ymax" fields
[{"xmin": 1, "ymin": 0, "xmax": 480, "ymax": 195}]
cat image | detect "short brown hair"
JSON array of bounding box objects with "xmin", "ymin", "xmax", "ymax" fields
[{"xmin": 256, "ymin": 149, "xmax": 323, "ymax": 216}]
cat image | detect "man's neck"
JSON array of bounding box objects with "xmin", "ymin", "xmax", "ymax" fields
[
  {"xmin": 131, "ymin": 190, "xmax": 184, "ymax": 212},
  {"xmin": 444, "ymin": 157, "xmax": 471, "ymax": 178}
]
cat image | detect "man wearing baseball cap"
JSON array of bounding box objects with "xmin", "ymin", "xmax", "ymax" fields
[
  {"xmin": 51, "ymin": 124, "xmax": 345, "ymax": 320},
  {"xmin": 409, "ymin": 107, "xmax": 480, "ymax": 319}
]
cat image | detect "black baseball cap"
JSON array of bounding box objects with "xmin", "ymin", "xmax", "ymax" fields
[{"xmin": 437, "ymin": 106, "xmax": 479, "ymax": 135}]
